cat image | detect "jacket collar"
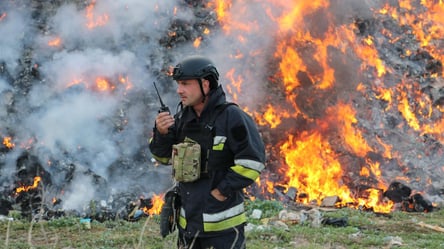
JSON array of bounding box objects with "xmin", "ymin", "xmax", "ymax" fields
[{"xmin": 180, "ymin": 85, "xmax": 227, "ymax": 123}]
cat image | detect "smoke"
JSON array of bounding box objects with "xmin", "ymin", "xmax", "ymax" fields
[
  {"xmin": 0, "ymin": 6, "xmax": 32, "ymax": 76},
  {"xmin": 1, "ymin": 0, "xmax": 443, "ymax": 211},
  {"xmin": 0, "ymin": 0, "xmax": 187, "ymax": 205}
]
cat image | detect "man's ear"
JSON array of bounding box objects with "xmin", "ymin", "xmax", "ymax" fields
[{"xmin": 202, "ymin": 78, "xmax": 211, "ymax": 92}]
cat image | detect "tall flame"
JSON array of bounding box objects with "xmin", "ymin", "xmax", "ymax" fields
[
  {"xmin": 205, "ymin": 0, "xmax": 444, "ymax": 212},
  {"xmin": 280, "ymin": 131, "xmax": 354, "ymax": 205}
]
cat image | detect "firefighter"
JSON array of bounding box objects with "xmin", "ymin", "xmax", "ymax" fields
[{"xmin": 149, "ymin": 55, "xmax": 266, "ymax": 249}]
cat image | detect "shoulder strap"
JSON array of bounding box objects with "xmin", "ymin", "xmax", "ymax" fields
[{"xmin": 206, "ymin": 102, "xmax": 237, "ymax": 130}]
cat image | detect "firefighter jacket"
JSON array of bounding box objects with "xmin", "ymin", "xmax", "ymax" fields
[{"xmin": 149, "ymin": 85, "xmax": 266, "ymax": 237}]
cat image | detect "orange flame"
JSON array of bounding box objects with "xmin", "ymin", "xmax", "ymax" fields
[
  {"xmin": 3, "ymin": 136, "xmax": 15, "ymax": 149},
  {"xmin": 66, "ymin": 76, "xmax": 133, "ymax": 93},
  {"xmin": 255, "ymin": 104, "xmax": 291, "ymax": 129},
  {"xmin": 205, "ymin": 0, "xmax": 437, "ymax": 213},
  {"xmin": 48, "ymin": 37, "xmax": 62, "ymax": 47},
  {"xmin": 379, "ymin": 1, "xmax": 444, "ymax": 75},
  {"xmin": 332, "ymin": 103, "xmax": 373, "ymax": 157},
  {"xmin": 95, "ymin": 77, "xmax": 112, "ymax": 92},
  {"xmin": 280, "ymin": 131, "xmax": 354, "ymax": 205},
  {"xmin": 144, "ymin": 193, "xmax": 164, "ymax": 216},
  {"xmin": 15, "ymin": 176, "xmax": 42, "ymax": 194},
  {"xmin": 193, "ymin": 37, "xmax": 202, "ymax": 48},
  {"xmin": 118, "ymin": 75, "xmax": 133, "ymax": 90},
  {"xmin": 85, "ymin": 0, "xmax": 109, "ymax": 29}
]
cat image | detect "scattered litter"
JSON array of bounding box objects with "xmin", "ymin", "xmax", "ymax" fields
[
  {"xmin": 0, "ymin": 215, "xmax": 13, "ymax": 222},
  {"xmin": 321, "ymin": 217, "xmax": 348, "ymax": 227},
  {"xmin": 384, "ymin": 236, "xmax": 403, "ymax": 246},
  {"xmin": 417, "ymin": 221, "xmax": 444, "ymax": 233},
  {"xmin": 80, "ymin": 218, "xmax": 91, "ymax": 230},
  {"xmin": 251, "ymin": 209, "xmax": 262, "ymax": 219}
]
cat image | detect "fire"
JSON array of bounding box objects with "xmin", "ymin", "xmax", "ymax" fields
[
  {"xmin": 208, "ymin": 1, "xmax": 233, "ymax": 33},
  {"xmin": 354, "ymin": 34, "xmax": 387, "ymax": 77},
  {"xmin": 15, "ymin": 176, "xmax": 42, "ymax": 194},
  {"xmin": 66, "ymin": 76, "xmax": 133, "ymax": 93},
  {"xmin": 332, "ymin": 103, "xmax": 373, "ymax": 158},
  {"xmin": 204, "ymin": 0, "xmax": 444, "ymax": 213},
  {"xmin": 48, "ymin": 37, "xmax": 62, "ymax": 47},
  {"xmin": 394, "ymin": 82, "xmax": 444, "ymax": 143},
  {"xmin": 357, "ymin": 188, "xmax": 393, "ymax": 213},
  {"xmin": 374, "ymin": 86, "xmax": 393, "ymax": 111},
  {"xmin": 85, "ymin": 0, "xmax": 109, "ymax": 29},
  {"xmin": 256, "ymin": 104, "xmax": 291, "ymax": 128},
  {"xmin": 144, "ymin": 193, "xmax": 164, "ymax": 216},
  {"xmin": 95, "ymin": 77, "xmax": 112, "ymax": 92},
  {"xmin": 379, "ymin": 1, "xmax": 444, "ymax": 75},
  {"xmin": 279, "ymin": 130, "xmax": 393, "ymax": 211},
  {"xmin": 193, "ymin": 37, "xmax": 202, "ymax": 48},
  {"xmin": 118, "ymin": 75, "xmax": 133, "ymax": 90},
  {"xmin": 3, "ymin": 136, "xmax": 15, "ymax": 149},
  {"xmin": 224, "ymin": 68, "xmax": 244, "ymax": 101},
  {"xmin": 192, "ymin": 29, "xmax": 210, "ymax": 48},
  {"xmin": 280, "ymin": 131, "xmax": 354, "ymax": 205}
]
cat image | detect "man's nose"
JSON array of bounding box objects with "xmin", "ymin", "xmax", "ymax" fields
[{"xmin": 176, "ymin": 84, "xmax": 183, "ymax": 93}]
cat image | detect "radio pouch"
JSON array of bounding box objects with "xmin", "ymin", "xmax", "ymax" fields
[{"xmin": 172, "ymin": 137, "xmax": 201, "ymax": 182}]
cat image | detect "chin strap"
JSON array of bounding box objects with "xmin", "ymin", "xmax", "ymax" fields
[{"xmin": 197, "ymin": 78, "xmax": 206, "ymax": 103}]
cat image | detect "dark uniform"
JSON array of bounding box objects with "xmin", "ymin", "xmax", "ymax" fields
[{"xmin": 149, "ymin": 56, "xmax": 266, "ymax": 249}]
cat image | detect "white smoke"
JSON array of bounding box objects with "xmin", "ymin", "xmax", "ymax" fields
[
  {"xmin": 0, "ymin": 0, "xmax": 188, "ymax": 206},
  {"xmin": 0, "ymin": 7, "xmax": 31, "ymax": 76}
]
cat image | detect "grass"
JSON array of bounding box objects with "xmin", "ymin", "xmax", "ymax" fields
[{"xmin": 1, "ymin": 200, "xmax": 444, "ymax": 249}]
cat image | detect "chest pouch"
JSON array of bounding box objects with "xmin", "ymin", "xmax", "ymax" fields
[{"xmin": 172, "ymin": 137, "xmax": 201, "ymax": 182}]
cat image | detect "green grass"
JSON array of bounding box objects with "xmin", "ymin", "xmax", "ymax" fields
[{"xmin": 1, "ymin": 200, "xmax": 443, "ymax": 249}]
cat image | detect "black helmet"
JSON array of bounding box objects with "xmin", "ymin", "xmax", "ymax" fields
[{"xmin": 172, "ymin": 55, "xmax": 219, "ymax": 89}]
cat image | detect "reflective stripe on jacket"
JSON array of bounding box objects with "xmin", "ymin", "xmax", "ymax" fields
[{"xmin": 179, "ymin": 202, "xmax": 247, "ymax": 232}]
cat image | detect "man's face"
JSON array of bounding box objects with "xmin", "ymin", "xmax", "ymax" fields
[{"xmin": 176, "ymin": 78, "xmax": 209, "ymax": 107}]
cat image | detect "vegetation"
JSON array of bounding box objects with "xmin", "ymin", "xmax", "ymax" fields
[{"xmin": 1, "ymin": 200, "xmax": 443, "ymax": 249}]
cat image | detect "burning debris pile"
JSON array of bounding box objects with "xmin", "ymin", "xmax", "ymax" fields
[
  {"xmin": 251, "ymin": 0, "xmax": 444, "ymax": 213},
  {"xmin": 0, "ymin": 0, "xmax": 444, "ymax": 222}
]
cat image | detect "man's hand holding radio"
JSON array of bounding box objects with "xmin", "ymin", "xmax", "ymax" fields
[{"xmin": 155, "ymin": 112, "xmax": 174, "ymax": 135}]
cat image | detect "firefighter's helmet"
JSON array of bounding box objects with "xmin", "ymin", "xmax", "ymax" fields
[{"xmin": 172, "ymin": 55, "xmax": 219, "ymax": 89}]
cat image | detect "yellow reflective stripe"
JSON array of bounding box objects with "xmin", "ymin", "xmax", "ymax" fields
[
  {"xmin": 213, "ymin": 143, "xmax": 224, "ymax": 150},
  {"xmin": 212, "ymin": 136, "xmax": 226, "ymax": 151},
  {"xmin": 203, "ymin": 213, "xmax": 246, "ymax": 232},
  {"xmin": 178, "ymin": 216, "xmax": 187, "ymax": 229},
  {"xmin": 179, "ymin": 207, "xmax": 187, "ymax": 229},
  {"xmin": 181, "ymin": 203, "xmax": 247, "ymax": 232},
  {"xmin": 152, "ymin": 154, "xmax": 170, "ymax": 165},
  {"xmin": 203, "ymin": 202, "xmax": 244, "ymax": 222},
  {"xmin": 231, "ymin": 165, "xmax": 260, "ymax": 181},
  {"xmin": 234, "ymin": 159, "xmax": 265, "ymax": 172}
]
